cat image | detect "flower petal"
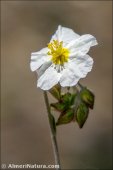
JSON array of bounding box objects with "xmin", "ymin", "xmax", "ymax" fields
[
  {"xmin": 30, "ymin": 47, "xmax": 50, "ymax": 71},
  {"xmin": 37, "ymin": 66, "xmax": 61, "ymax": 90},
  {"xmin": 50, "ymin": 25, "xmax": 80, "ymax": 46},
  {"xmin": 75, "ymin": 54, "xmax": 94, "ymax": 77},
  {"xmin": 31, "ymin": 47, "xmax": 48, "ymax": 58},
  {"xmin": 60, "ymin": 55, "xmax": 93, "ymax": 87},
  {"xmin": 36, "ymin": 61, "xmax": 52, "ymax": 77},
  {"xmin": 60, "ymin": 67, "xmax": 80, "ymax": 87},
  {"xmin": 67, "ymin": 34, "xmax": 98, "ymax": 58}
]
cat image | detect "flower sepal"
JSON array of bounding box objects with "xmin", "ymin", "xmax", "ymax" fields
[
  {"xmin": 50, "ymin": 84, "xmax": 95, "ymax": 128},
  {"xmin": 76, "ymin": 102, "xmax": 89, "ymax": 128},
  {"xmin": 80, "ymin": 87, "xmax": 95, "ymax": 109},
  {"xmin": 51, "ymin": 92, "xmax": 77, "ymax": 112},
  {"xmin": 49, "ymin": 84, "xmax": 61, "ymax": 100},
  {"xmin": 56, "ymin": 109, "xmax": 74, "ymax": 126}
]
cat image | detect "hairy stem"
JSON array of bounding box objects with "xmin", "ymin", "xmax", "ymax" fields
[{"xmin": 43, "ymin": 91, "xmax": 61, "ymax": 170}]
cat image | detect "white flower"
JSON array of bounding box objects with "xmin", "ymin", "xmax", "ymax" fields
[{"xmin": 30, "ymin": 25, "xmax": 98, "ymax": 90}]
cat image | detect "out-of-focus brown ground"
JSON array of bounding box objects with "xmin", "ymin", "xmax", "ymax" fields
[{"xmin": 1, "ymin": 1, "xmax": 112, "ymax": 169}]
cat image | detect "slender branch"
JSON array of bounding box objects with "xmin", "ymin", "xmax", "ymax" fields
[
  {"xmin": 78, "ymin": 82, "xmax": 84, "ymax": 89},
  {"xmin": 43, "ymin": 91, "xmax": 61, "ymax": 170}
]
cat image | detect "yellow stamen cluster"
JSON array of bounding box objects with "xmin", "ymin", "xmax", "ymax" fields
[{"xmin": 47, "ymin": 40, "xmax": 70, "ymax": 65}]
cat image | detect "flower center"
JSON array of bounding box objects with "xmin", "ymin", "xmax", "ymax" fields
[{"xmin": 47, "ymin": 40, "xmax": 70, "ymax": 65}]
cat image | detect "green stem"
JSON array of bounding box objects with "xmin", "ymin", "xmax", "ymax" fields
[
  {"xmin": 78, "ymin": 82, "xmax": 84, "ymax": 89},
  {"xmin": 43, "ymin": 91, "xmax": 61, "ymax": 170}
]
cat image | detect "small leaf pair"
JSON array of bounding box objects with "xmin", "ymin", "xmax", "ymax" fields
[
  {"xmin": 49, "ymin": 84, "xmax": 95, "ymax": 129},
  {"xmin": 51, "ymin": 93, "xmax": 76, "ymax": 112},
  {"xmin": 76, "ymin": 87, "xmax": 95, "ymax": 128},
  {"xmin": 51, "ymin": 92, "xmax": 76, "ymax": 126}
]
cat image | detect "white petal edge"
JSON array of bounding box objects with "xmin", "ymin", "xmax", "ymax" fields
[
  {"xmin": 67, "ymin": 34, "xmax": 98, "ymax": 58},
  {"xmin": 30, "ymin": 47, "xmax": 50, "ymax": 71},
  {"xmin": 31, "ymin": 47, "xmax": 48, "ymax": 57},
  {"xmin": 50, "ymin": 25, "xmax": 80, "ymax": 46},
  {"xmin": 37, "ymin": 66, "xmax": 61, "ymax": 90},
  {"xmin": 75, "ymin": 54, "xmax": 94, "ymax": 78},
  {"xmin": 60, "ymin": 55, "xmax": 93, "ymax": 87},
  {"xmin": 36, "ymin": 61, "xmax": 52, "ymax": 77}
]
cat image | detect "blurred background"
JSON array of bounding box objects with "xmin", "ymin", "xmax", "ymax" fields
[{"xmin": 1, "ymin": 1, "xmax": 112, "ymax": 169}]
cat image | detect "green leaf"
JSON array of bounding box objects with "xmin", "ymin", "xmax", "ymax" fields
[
  {"xmin": 76, "ymin": 102, "xmax": 89, "ymax": 128},
  {"xmin": 80, "ymin": 87, "xmax": 95, "ymax": 109},
  {"xmin": 49, "ymin": 113, "xmax": 56, "ymax": 134},
  {"xmin": 70, "ymin": 93, "xmax": 77, "ymax": 105},
  {"xmin": 61, "ymin": 93, "xmax": 76, "ymax": 109},
  {"xmin": 49, "ymin": 84, "xmax": 61, "ymax": 100},
  {"xmin": 51, "ymin": 102, "xmax": 66, "ymax": 112},
  {"xmin": 56, "ymin": 109, "xmax": 74, "ymax": 126},
  {"xmin": 51, "ymin": 92, "xmax": 77, "ymax": 113},
  {"xmin": 61, "ymin": 92, "xmax": 71, "ymax": 102}
]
